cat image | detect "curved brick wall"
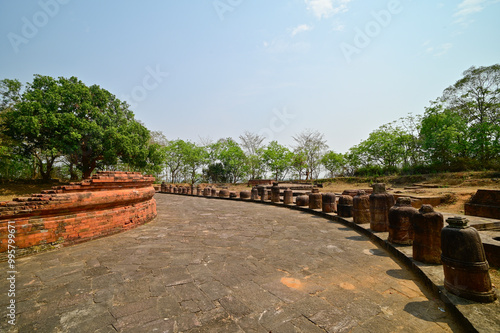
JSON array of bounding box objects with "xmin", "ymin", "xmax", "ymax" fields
[{"xmin": 0, "ymin": 171, "xmax": 156, "ymax": 257}]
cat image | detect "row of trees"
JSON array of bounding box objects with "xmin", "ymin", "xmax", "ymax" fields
[
  {"xmin": 150, "ymin": 130, "xmax": 330, "ymax": 184},
  {"xmin": 347, "ymin": 65, "xmax": 499, "ymax": 175},
  {"xmin": 1, "ymin": 64, "xmax": 498, "ymax": 182}
]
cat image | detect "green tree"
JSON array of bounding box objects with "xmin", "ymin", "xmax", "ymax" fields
[
  {"xmin": 290, "ymin": 151, "xmax": 307, "ymax": 180},
  {"xmin": 206, "ymin": 138, "xmax": 248, "ymax": 183},
  {"xmin": 2, "ymin": 76, "xmax": 64, "ymax": 180},
  {"xmin": 349, "ymin": 124, "xmax": 405, "ymax": 170},
  {"xmin": 394, "ymin": 114, "xmax": 424, "ymax": 168},
  {"xmin": 164, "ymin": 139, "xmax": 187, "ymax": 183},
  {"xmin": 2, "ymin": 75, "xmax": 152, "ymax": 180},
  {"xmin": 181, "ymin": 141, "xmax": 207, "ymax": 184},
  {"xmin": 239, "ymin": 131, "xmax": 266, "ymax": 179},
  {"xmin": 292, "ymin": 129, "xmax": 328, "ymax": 180},
  {"xmin": 321, "ymin": 150, "xmax": 345, "ymax": 178},
  {"xmin": 262, "ymin": 141, "xmax": 292, "ymax": 181},
  {"xmin": 441, "ymin": 64, "xmax": 500, "ymax": 164},
  {"xmin": 420, "ymin": 103, "xmax": 469, "ymax": 167},
  {"xmin": 0, "ymin": 78, "xmax": 33, "ymax": 180}
]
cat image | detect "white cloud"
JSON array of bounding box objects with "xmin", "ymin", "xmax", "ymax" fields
[
  {"xmin": 434, "ymin": 43, "xmax": 453, "ymax": 56},
  {"xmin": 262, "ymin": 39, "xmax": 310, "ymax": 54},
  {"xmin": 305, "ymin": 0, "xmax": 352, "ymax": 19},
  {"xmin": 331, "ymin": 21, "xmax": 345, "ymax": 31},
  {"xmin": 291, "ymin": 24, "xmax": 313, "ymax": 37},
  {"xmin": 453, "ymin": 0, "xmax": 500, "ymax": 25},
  {"xmin": 420, "ymin": 41, "xmax": 452, "ymax": 57}
]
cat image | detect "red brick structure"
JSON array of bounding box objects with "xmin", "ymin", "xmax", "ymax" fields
[
  {"xmin": 248, "ymin": 179, "xmax": 273, "ymax": 187},
  {"xmin": 465, "ymin": 189, "xmax": 500, "ymax": 219},
  {"xmin": 0, "ymin": 171, "xmax": 156, "ymax": 256}
]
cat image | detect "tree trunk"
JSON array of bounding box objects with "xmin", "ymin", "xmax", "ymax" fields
[
  {"xmin": 82, "ymin": 158, "xmax": 96, "ymax": 179},
  {"xmin": 68, "ymin": 162, "xmax": 78, "ymax": 181},
  {"xmin": 37, "ymin": 159, "xmax": 52, "ymax": 182}
]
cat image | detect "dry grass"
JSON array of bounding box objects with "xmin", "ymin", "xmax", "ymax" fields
[
  {"xmin": 490, "ymin": 268, "xmax": 500, "ymax": 290},
  {"xmin": 0, "ymin": 183, "xmax": 55, "ymax": 202}
]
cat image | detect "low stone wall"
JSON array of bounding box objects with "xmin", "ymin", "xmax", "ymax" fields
[
  {"xmin": 0, "ymin": 171, "xmax": 156, "ymax": 258},
  {"xmin": 248, "ymin": 179, "xmax": 273, "ymax": 186}
]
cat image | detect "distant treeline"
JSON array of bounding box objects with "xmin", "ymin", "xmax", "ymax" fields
[{"xmin": 1, "ymin": 64, "xmax": 498, "ymax": 183}]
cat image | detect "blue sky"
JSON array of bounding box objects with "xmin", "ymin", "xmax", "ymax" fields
[{"xmin": 1, "ymin": 0, "xmax": 499, "ymax": 153}]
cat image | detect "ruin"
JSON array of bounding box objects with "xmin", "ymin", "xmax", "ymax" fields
[
  {"xmin": 441, "ymin": 216, "xmax": 497, "ymax": 303},
  {"xmin": 412, "ymin": 205, "xmax": 443, "ymax": 264},
  {"xmin": 369, "ymin": 183, "xmax": 395, "ymax": 232},
  {"xmin": 322, "ymin": 192, "xmax": 336, "ymax": 213},
  {"xmin": 337, "ymin": 195, "xmax": 353, "ymax": 218},
  {"xmin": 353, "ymin": 190, "xmax": 370, "ymax": 224},
  {"xmin": 465, "ymin": 189, "xmax": 500, "ymax": 219},
  {"xmin": 283, "ymin": 188, "xmax": 293, "ymax": 205},
  {"xmin": 0, "ymin": 172, "xmax": 156, "ymax": 257},
  {"xmin": 388, "ymin": 197, "xmax": 417, "ymax": 245},
  {"xmin": 308, "ymin": 188, "xmax": 322, "ymax": 209}
]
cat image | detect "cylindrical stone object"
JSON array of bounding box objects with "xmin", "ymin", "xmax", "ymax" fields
[
  {"xmin": 240, "ymin": 191, "xmax": 251, "ymax": 199},
  {"xmin": 182, "ymin": 187, "xmax": 187, "ymax": 194},
  {"xmin": 388, "ymin": 197, "xmax": 418, "ymax": 245},
  {"xmin": 173, "ymin": 186, "xmax": 178, "ymax": 194},
  {"xmin": 353, "ymin": 190, "xmax": 370, "ymax": 224},
  {"xmin": 161, "ymin": 182, "xmax": 166, "ymax": 192},
  {"xmin": 256, "ymin": 186, "xmax": 265, "ymax": 199},
  {"xmin": 251, "ymin": 187, "xmax": 259, "ymax": 200},
  {"xmin": 412, "ymin": 205, "xmax": 443, "ymax": 264},
  {"xmin": 203, "ymin": 187, "xmax": 210, "ymax": 196},
  {"xmin": 369, "ymin": 183, "xmax": 395, "ymax": 232},
  {"xmin": 271, "ymin": 182, "xmax": 280, "ymax": 203},
  {"xmin": 296, "ymin": 195, "xmax": 309, "ymax": 207},
  {"xmin": 309, "ymin": 188, "xmax": 322, "ymax": 209},
  {"xmin": 219, "ymin": 189, "xmax": 230, "ymax": 198},
  {"xmin": 322, "ymin": 193, "xmax": 336, "ymax": 213},
  {"xmin": 229, "ymin": 191, "xmax": 237, "ymax": 198},
  {"xmin": 261, "ymin": 188, "xmax": 268, "ymax": 201},
  {"xmin": 197, "ymin": 187, "xmax": 201, "ymax": 196},
  {"xmin": 283, "ymin": 189, "xmax": 293, "ymax": 205},
  {"xmin": 337, "ymin": 195, "xmax": 353, "ymax": 217},
  {"xmin": 441, "ymin": 216, "xmax": 497, "ymax": 303},
  {"xmin": 211, "ymin": 187, "xmax": 217, "ymax": 197}
]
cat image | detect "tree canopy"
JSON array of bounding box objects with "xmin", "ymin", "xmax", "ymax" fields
[{"xmin": 1, "ymin": 75, "xmax": 158, "ymax": 180}]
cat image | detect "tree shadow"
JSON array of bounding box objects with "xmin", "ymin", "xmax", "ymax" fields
[
  {"xmin": 403, "ymin": 300, "xmax": 449, "ymax": 323},
  {"xmin": 386, "ymin": 268, "xmax": 411, "ymax": 280},
  {"xmin": 363, "ymin": 248, "xmax": 389, "ymax": 257}
]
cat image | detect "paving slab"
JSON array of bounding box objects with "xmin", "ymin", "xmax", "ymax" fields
[{"xmin": 0, "ymin": 194, "xmax": 472, "ymax": 332}]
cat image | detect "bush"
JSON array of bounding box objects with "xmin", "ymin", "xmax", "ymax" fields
[{"xmin": 354, "ymin": 165, "xmax": 400, "ymax": 177}]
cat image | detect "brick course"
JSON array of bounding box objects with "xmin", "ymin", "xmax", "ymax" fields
[{"xmin": 0, "ymin": 171, "xmax": 157, "ymax": 256}]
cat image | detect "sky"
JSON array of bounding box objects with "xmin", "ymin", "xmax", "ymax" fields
[{"xmin": 1, "ymin": 0, "xmax": 499, "ymax": 154}]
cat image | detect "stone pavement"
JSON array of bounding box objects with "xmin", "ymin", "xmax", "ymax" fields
[{"xmin": 1, "ymin": 194, "xmax": 468, "ymax": 332}]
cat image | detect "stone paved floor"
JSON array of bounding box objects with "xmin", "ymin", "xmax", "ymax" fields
[{"xmin": 0, "ymin": 194, "xmax": 467, "ymax": 332}]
